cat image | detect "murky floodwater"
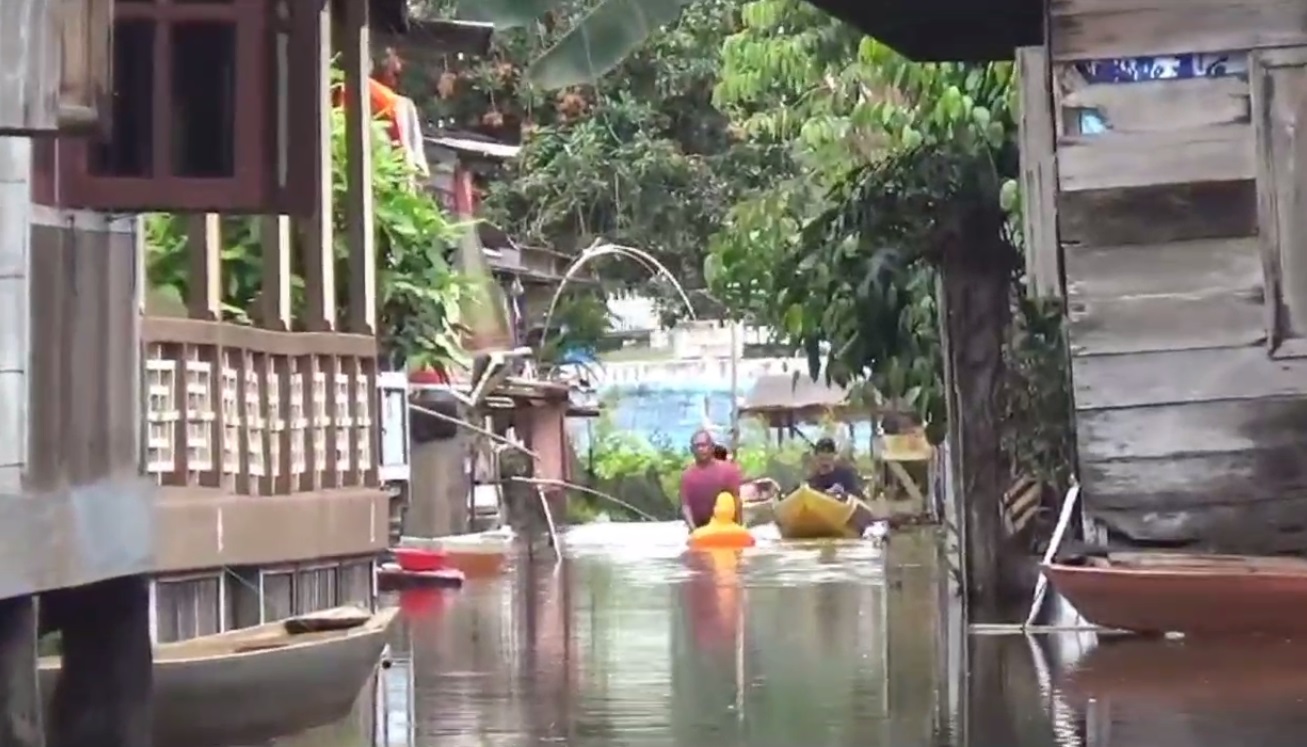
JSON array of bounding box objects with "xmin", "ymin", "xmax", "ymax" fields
[{"xmin": 277, "ymin": 522, "xmax": 1307, "ymax": 747}]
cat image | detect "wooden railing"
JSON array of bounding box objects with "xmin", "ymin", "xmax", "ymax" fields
[{"xmin": 143, "ymin": 318, "xmax": 377, "ymax": 494}]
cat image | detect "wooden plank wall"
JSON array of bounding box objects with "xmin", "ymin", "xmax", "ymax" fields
[{"xmin": 1048, "ymin": 0, "xmax": 1307, "ymax": 551}]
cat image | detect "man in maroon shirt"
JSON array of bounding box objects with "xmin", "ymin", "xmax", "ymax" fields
[{"xmin": 679, "ymin": 430, "xmax": 743, "ymax": 528}]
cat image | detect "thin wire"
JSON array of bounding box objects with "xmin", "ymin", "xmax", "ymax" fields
[
  {"xmin": 507, "ymin": 476, "xmax": 659, "ymax": 522},
  {"xmin": 408, "ymin": 402, "xmax": 539, "ymax": 459}
]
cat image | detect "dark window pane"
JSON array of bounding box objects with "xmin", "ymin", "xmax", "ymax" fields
[
  {"xmin": 89, "ymin": 20, "xmax": 155, "ymax": 177},
  {"xmin": 170, "ymin": 22, "xmax": 237, "ymax": 177}
]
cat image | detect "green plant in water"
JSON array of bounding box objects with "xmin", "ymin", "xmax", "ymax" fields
[{"xmin": 145, "ymin": 90, "xmax": 468, "ymax": 373}]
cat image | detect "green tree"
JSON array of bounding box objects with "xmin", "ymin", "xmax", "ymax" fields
[
  {"xmin": 706, "ymin": 2, "xmax": 1016, "ymax": 431},
  {"xmin": 415, "ymin": 0, "xmax": 793, "ymax": 321},
  {"xmin": 710, "ymin": 3, "xmax": 1034, "ymax": 611}
]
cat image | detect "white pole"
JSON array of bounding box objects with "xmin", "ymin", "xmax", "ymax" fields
[
  {"xmin": 1024, "ymin": 482, "xmax": 1081, "ymax": 628},
  {"xmin": 729, "ymin": 320, "xmax": 740, "ymax": 452}
]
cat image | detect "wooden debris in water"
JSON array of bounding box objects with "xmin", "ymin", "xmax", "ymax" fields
[{"xmin": 969, "ymin": 622, "xmax": 1130, "ymax": 636}]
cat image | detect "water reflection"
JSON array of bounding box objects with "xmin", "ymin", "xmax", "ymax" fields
[
  {"xmin": 1058, "ymin": 637, "xmax": 1307, "ymax": 747},
  {"xmin": 271, "ymin": 523, "xmax": 1307, "ymax": 747}
]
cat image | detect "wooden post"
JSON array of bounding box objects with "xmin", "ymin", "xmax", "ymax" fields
[
  {"xmin": 186, "ymin": 214, "xmax": 221, "ymax": 321},
  {"xmin": 47, "ymin": 576, "xmax": 152, "ymax": 747},
  {"xmin": 299, "ymin": 0, "xmax": 335, "ymax": 332},
  {"xmin": 341, "ymin": 0, "xmax": 376, "ymax": 337},
  {"xmin": 1016, "ymin": 46, "xmax": 1061, "ymax": 299},
  {"xmin": 0, "ymin": 596, "xmax": 42, "ymax": 747},
  {"xmin": 259, "ymin": 216, "xmax": 294, "ymax": 494},
  {"xmin": 341, "ymin": 0, "xmax": 377, "ymax": 497},
  {"xmin": 259, "ymin": 216, "xmax": 292, "ymax": 331}
]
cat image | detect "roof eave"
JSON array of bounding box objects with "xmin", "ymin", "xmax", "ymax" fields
[{"xmin": 805, "ymin": 0, "xmax": 1043, "ymax": 61}]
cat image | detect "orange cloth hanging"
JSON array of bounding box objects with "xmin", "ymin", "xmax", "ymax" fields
[{"xmin": 333, "ymin": 77, "xmax": 403, "ymax": 145}]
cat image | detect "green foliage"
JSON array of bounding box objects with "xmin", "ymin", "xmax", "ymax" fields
[
  {"xmin": 1003, "ymin": 296, "xmax": 1075, "ymax": 490},
  {"xmin": 575, "ymin": 409, "xmax": 811, "ymax": 521},
  {"xmin": 700, "ymin": 1, "xmax": 1021, "ymax": 430},
  {"xmin": 412, "ymin": 0, "xmax": 793, "ymax": 322},
  {"xmin": 145, "ymin": 106, "xmax": 467, "ymax": 371}
]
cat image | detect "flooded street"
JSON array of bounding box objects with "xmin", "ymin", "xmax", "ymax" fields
[{"xmin": 279, "ymin": 522, "xmax": 1307, "ymax": 747}]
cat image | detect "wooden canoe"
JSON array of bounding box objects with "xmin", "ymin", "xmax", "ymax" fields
[
  {"xmin": 40, "ymin": 605, "xmax": 399, "ymax": 747},
  {"xmin": 1044, "ymin": 552, "xmax": 1307, "ymax": 635},
  {"xmin": 772, "ymin": 485, "xmax": 858, "ymax": 540}
]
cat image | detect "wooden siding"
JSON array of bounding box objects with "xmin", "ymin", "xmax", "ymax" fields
[
  {"xmin": 154, "ymin": 574, "xmax": 223, "ymax": 643},
  {"xmin": 1044, "ymin": 42, "xmax": 1307, "ymax": 549},
  {"xmin": 0, "ymin": 0, "xmax": 113, "ymax": 135},
  {"xmin": 1049, "ymin": 0, "xmax": 1307, "ymax": 61},
  {"xmin": 1017, "ymin": 46, "xmax": 1062, "ymax": 297},
  {"xmin": 1066, "ymin": 238, "xmax": 1266, "ymax": 355},
  {"xmin": 23, "ymin": 208, "xmax": 155, "ymax": 592},
  {"xmin": 1057, "ymin": 126, "xmax": 1254, "ymax": 192},
  {"xmin": 0, "ymin": 0, "xmax": 57, "ymax": 134},
  {"xmin": 1058, "ymin": 180, "xmax": 1257, "ymax": 248}
]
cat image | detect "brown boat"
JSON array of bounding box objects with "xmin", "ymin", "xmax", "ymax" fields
[
  {"xmin": 1043, "ymin": 552, "xmax": 1307, "ymax": 636},
  {"xmin": 40, "ymin": 605, "xmax": 399, "ymax": 747},
  {"xmin": 1060, "ymin": 636, "xmax": 1307, "ymax": 705}
]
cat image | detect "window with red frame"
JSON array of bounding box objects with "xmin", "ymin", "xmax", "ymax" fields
[{"xmin": 34, "ymin": 0, "xmax": 320, "ymax": 214}]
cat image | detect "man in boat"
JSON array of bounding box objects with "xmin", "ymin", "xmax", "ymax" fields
[
  {"xmin": 679, "ymin": 429, "xmax": 743, "ymax": 528},
  {"xmin": 807, "ymin": 437, "xmax": 864, "ymax": 499},
  {"xmin": 807, "ymin": 437, "xmax": 885, "ymax": 539}
]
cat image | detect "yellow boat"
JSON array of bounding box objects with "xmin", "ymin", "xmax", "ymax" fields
[{"xmin": 772, "ymin": 485, "xmax": 859, "ymax": 539}]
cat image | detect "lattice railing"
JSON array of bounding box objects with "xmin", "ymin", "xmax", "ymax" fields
[{"xmin": 143, "ymin": 318, "xmax": 379, "ymax": 494}]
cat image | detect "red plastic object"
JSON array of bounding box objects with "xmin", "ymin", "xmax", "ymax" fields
[
  {"xmin": 393, "ymin": 547, "xmax": 449, "ymax": 573},
  {"xmin": 399, "ymin": 589, "xmax": 450, "ymax": 618}
]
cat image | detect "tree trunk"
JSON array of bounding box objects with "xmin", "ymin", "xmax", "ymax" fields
[{"xmin": 939, "ymin": 228, "xmax": 1012, "ymax": 622}]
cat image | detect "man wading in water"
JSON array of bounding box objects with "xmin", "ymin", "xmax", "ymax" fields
[{"xmin": 679, "ymin": 430, "xmax": 743, "ymax": 528}]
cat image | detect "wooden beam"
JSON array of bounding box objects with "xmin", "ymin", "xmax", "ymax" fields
[{"xmin": 342, "ymin": 0, "xmax": 376, "ymax": 336}]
